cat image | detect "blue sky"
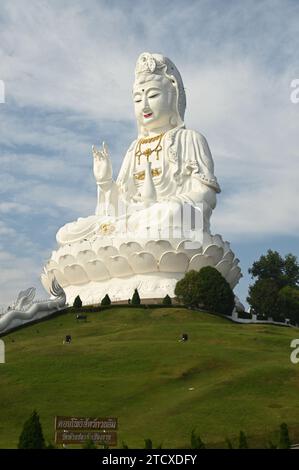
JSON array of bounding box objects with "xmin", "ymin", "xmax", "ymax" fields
[{"xmin": 0, "ymin": 0, "xmax": 299, "ymax": 309}]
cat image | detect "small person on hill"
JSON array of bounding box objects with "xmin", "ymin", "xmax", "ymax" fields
[
  {"xmin": 63, "ymin": 335, "xmax": 72, "ymax": 344},
  {"xmin": 179, "ymin": 333, "xmax": 188, "ymax": 342}
]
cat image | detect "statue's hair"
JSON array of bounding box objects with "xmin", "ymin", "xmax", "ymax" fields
[{"xmin": 134, "ymin": 74, "xmax": 163, "ymax": 84}]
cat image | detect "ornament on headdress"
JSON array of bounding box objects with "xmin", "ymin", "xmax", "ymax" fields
[{"xmin": 135, "ymin": 52, "xmax": 166, "ymax": 77}]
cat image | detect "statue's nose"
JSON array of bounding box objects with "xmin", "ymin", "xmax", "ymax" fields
[{"xmin": 142, "ymin": 95, "xmax": 150, "ymax": 110}]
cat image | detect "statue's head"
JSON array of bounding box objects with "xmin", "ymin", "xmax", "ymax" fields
[{"xmin": 133, "ymin": 52, "xmax": 186, "ymax": 137}]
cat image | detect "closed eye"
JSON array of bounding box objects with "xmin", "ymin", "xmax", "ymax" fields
[{"xmin": 148, "ymin": 93, "xmax": 159, "ymax": 98}]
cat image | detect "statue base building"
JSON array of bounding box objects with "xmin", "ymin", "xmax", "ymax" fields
[{"xmin": 41, "ymin": 232, "xmax": 241, "ymax": 305}]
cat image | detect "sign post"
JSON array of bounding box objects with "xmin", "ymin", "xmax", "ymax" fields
[{"xmin": 55, "ymin": 416, "xmax": 118, "ymax": 446}]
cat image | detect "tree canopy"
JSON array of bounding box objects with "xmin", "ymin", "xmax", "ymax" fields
[
  {"xmin": 18, "ymin": 410, "xmax": 45, "ymax": 449},
  {"xmin": 175, "ymin": 267, "xmax": 235, "ymax": 316},
  {"xmin": 247, "ymin": 250, "xmax": 299, "ymax": 322},
  {"xmin": 248, "ymin": 250, "xmax": 299, "ymax": 288}
]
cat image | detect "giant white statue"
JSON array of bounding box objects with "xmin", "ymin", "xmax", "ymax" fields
[{"xmin": 41, "ymin": 53, "xmax": 242, "ymax": 305}]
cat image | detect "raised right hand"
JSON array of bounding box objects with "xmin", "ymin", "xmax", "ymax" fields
[{"xmin": 92, "ymin": 141, "xmax": 113, "ymax": 184}]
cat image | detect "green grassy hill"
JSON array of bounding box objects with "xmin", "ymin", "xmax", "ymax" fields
[{"xmin": 1, "ymin": 306, "xmax": 299, "ymax": 448}]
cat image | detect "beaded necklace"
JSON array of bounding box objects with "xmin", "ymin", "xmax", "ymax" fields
[{"xmin": 135, "ymin": 133, "xmax": 164, "ymax": 165}]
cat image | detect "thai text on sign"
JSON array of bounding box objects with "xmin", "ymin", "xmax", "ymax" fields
[{"xmin": 55, "ymin": 416, "xmax": 118, "ymax": 431}]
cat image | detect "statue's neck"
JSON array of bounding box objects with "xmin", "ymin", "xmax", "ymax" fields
[{"xmin": 144, "ymin": 124, "xmax": 175, "ymax": 137}]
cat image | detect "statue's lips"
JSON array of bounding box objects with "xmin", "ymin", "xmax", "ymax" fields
[{"xmin": 143, "ymin": 113, "xmax": 153, "ymax": 118}]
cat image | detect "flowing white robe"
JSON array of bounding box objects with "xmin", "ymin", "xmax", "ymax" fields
[{"xmin": 56, "ymin": 125, "xmax": 220, "ymax": 245}]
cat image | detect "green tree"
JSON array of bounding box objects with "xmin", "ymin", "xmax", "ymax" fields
[
  {"xmin": 175, "ymin": 270, "xmax": 201, "ymax": 307},
  {"xmin": 278, "ymin": 286, "xmax": 299, "ymax": 324},
  {"xmin": 247, "ymin": 278, "xmax": 281, "ymax": 319},
  {"xmin": 279, "ymin": 423, "xmax": 291, "ymax": 449},
  {"xmin": 268, "ymin": 441, "xmax": 277, "ymax": 449},
  {"xmin": 175, "ymin": 267, "xmax": 235, "ymax": 316},
  {"xmin": 248, "ymin": 250, "xmax": 299, "ymax": 288},
  {"xmin": 101, "ymin": 294, "xmax": 111, "ymax": 306},
  {"xmin": 190, "ymin": 429, "xmax": 205, "ymax": 449},
  {"xmin": 18, "ymin": 410, "xmax": 45, "ymax": 449},
  {"xmin": 45, "ymin": 442, "xmax": 56, "ymax": 449},
  {"xmin": 73, "ymin": 295, "xmax": 82, "ymax": 309},
  {"xmin": 162, "ymin": 294, "xmax": 172, "ymax": 305},
  {"xmin": 132, "ymin": 289, "xmax": 141, "ymax": 305},
  {"xmin": 225, "ymin": 437, "xmax": 233, "ymax": 449},
  {"xmin": 144, "ymin": 438, "xmax": 153, "ymax": 449},
  {"xmin": 238, "ymin": 431, "xmax": 248, "ymax": 449}
]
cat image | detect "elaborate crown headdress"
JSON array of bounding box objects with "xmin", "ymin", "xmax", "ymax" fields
[{"xmin": 135, "ymin": 52, "xmax": 186, "ymax": 123}]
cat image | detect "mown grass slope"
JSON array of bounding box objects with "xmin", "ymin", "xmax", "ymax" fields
[{"xmin": 1, "ymin": 306, "xmax": 299, "ymax": 448}]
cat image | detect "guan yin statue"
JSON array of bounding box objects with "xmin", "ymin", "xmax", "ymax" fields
[{"xmin": 41, "ymin": 53, "xmax": 242, "ymax": 305}]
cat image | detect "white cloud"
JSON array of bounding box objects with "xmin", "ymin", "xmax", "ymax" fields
[
  {"xmin": 0, "ymin": 0, "xmax": 298, "ymax": 308},
  {"xmin": 0, "ymin": 202, "xmax": 30, "ymax": 214}
]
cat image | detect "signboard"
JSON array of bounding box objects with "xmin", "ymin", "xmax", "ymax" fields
[
  {"xmin": 55, "ymin": 416, "xmax": 117, "ymax": 431},
  {"xmin": 55, "ymin": 430, "xmax": 117, "ymax": 446},
  {"xmin": 54, "ymin": 416, "xmax": 118, "ymax": 446}
]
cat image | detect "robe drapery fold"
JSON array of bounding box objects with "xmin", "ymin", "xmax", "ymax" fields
[
  {"xmin": 116, "ymin": 125, "xmax": 220, "ymax": 208},
  {"xmin": 57, "ymin": 126, "xmax": 220, "ymax": 245}
]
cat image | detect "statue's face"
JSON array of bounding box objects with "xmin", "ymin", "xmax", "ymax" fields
[{"xmin": 133, "ymin": 76, "xmax": 176, "ymax": 133}]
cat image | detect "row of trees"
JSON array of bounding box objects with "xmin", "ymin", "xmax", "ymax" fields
[
  {"xmin": 18, "ymin": 411, "xmax": 292, "ymax": 449},
  {"xmin": 73, "ymin": 291, "xmax": 173, "ymax": 308},
  {"xmin": 247, "ymin": 250, "xmax": 299, "ymax": 323},
  {"xmin": 72, "ymin": 267, "xmax": 235, "ymax": 317}
]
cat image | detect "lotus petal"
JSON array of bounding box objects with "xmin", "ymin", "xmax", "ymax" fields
[
  {"xmin": 159, "ymin": 251, "xmax": 189, "ymax": 273},
  {"xmin": 41, "ymin": 273, "xmax": 51, "ymax": 293},
  {"xmin": 119, "ymin": 242, "xmax": 143, "ymax": 258},
  {"xmin": 48, "ymin": 269, "xmax": 69, "ymax": 288},
  {"xmin": 212, "ymin": 234, "xmax": 223, "ymax": 247},
  {"xmin": 129, "ymin": 252, "xmax": 157, "ymax": 273},
  {"xmin": 176, "ymin": 240, "xmax": 202, "ymax": 259},
  {"xmin": 226, "ymin": 266, "xmax": 242, "ymax": 287},
  {"xmin": 58, "ymin": 254, "xmax": 76, "ymax": 269},
  {"xmin": 203, "ymin": 245, "xmax": 224, "ymax": 264},
  {"xmin": 231, "ymin": 276, "xmax": 242, "ymax": 289},
  {"xmin": 58, "ymin": 245, "xmax": 72, "ymax": 257},
  {"xmin": 77, "ymin": 250, "xmax": 97, "ymax": 264},
  {"xmin": 97, "ymin": 245, "xmax": 118, "ymax": 259},
  {"xmin": 223, "ymin": 241, "xmax": 231, "ymax": 253},
  {"xmin": 215, "ymin": 260, "xmax": 232, "ymax": 277},
  {"xmin": 91, "ymin": 237, "xmax": 111, "ymax": 253},
  {"xmin": 64, "ymin": 264, "xmax": 89, "ymax": 285},
  {"xmin": 108, "ymin": 256, "xmax": 133, "ymax": 277},
  {"xmin": 45, "ymin": 260, "xmax": 59, "ymax": 271},
  {"xmin": 188, "ymin": 254, "xmax": 214, "ymax": 271},
  {"xmin": 223, "ymin": 251, "xmax": 234, "ymax": 263},
  {"xmin": 51, "ymin": 250, "xmax": 60, "ymax": 263},
  {"xmin": 70, "ymin": 241, "xmax": 92, "ymax": 257},
  {"xmin": 202, "ymin": 233, "xmax": 213, "ymax": 247},
  {"xmin": 85, "ymin": 260, "xmax": 110, "ymax": 281},
  {"xmin": 145, "ymin": 240, "xmax": 173, "ymax": 260}
]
